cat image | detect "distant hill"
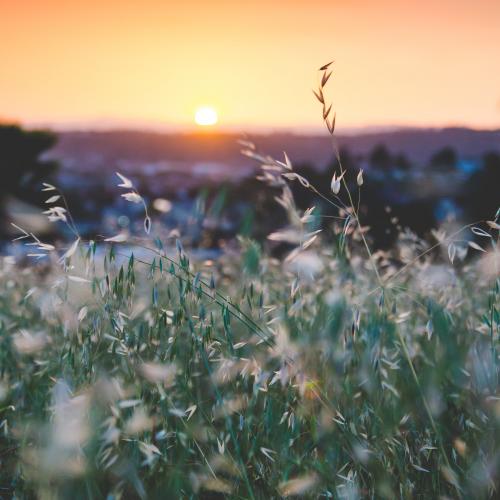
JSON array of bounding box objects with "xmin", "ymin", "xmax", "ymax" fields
[{"xmin": 47, "ymin": 127, "xmax": 500, "ymax": 174}]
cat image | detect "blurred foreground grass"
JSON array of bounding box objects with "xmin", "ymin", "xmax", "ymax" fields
[
  {"xmin": 0, "ymin": 211, "xmax": 498, "ymax": 498},
  {"xmin": 0, "ymin": 104, "xmax": 499, "ymax": 497}
]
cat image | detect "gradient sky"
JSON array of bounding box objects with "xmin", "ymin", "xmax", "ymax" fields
[{"xmin": 1, "ymin": 0, "xmax": 499, "ymax": 130}]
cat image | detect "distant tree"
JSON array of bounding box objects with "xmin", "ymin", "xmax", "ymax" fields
[
  {"xmin": 336, "ymin": 147, "xmax": 357, "ymax": 170},
  {"xmin": 394, "ymin": 153, "xmax": 411, "ymax": 171},
  {"xmin": 429, "ymin": 147, "xmax": 457, "ymax": 171},
  {"xmin": 325, "ymin": 147, "xmax": 359, "ymax": 183},
  {"xmin": 466, "ymin": 152, "xmax": 500, "ymax": 220},
  {"xmin": 0, "ymin": 124, "xmax": 58, "ymax": 234},
  {"xmin": 369, "ymin": 145, "xmax": 392, "ymax": 171}
]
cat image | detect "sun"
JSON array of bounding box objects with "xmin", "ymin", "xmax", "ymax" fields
[{"xmin": 194, "ymin": 106, "xmax": 218, "ymax": 126}]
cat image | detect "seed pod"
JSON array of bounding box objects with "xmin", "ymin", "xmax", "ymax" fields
[
  {"xmin": 331, "ymin": 174, "xmax": 340, "ymax": 195},
  {"xmin": 357, "ymin": 169, "xmax": 364, "ymax": 186}
]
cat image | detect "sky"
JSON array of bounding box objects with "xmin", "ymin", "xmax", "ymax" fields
[{"xmin": 1, "ymin": 0, "xmax": 499, "ymax": 131}]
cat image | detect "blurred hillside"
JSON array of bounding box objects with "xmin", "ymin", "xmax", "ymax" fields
[
  {"xmin": 3, "ymin": 126, "xmax": 499, "ymax": 249},
  {"xmin": 47, "ymin": 128, "xmax": 500, "ymax": 181}
]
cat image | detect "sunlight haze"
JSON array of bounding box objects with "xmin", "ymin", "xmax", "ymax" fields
[{"xmin": 1, "ymin": 0, "xmax": 499, "ymax": 130}]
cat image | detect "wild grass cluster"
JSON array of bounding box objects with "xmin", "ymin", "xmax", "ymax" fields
[{"xmin": 0, "ymin": 64, "xmax": 499, "ymax": 499}]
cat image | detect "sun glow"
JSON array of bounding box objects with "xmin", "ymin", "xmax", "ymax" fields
[{"xmin": 194, "ymin": 106, "xmax": 218, "ymax": 126}]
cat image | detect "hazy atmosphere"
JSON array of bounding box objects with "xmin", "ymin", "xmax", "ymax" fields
[{"xmin": 1, "ymin": 0, "xmax": 500, "ymax": 129}]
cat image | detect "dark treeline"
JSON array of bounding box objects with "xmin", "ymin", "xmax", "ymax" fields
[
  {"xmin": 0, "ymin": 124, "xmax": 58, "ymax": 206},
  {"xmin": 227, "ymin": 145, "xmax": 500, "ymax": 247}
]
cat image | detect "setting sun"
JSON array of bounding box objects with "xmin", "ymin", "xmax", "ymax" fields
[{"xmin": 194, "ymin": 106, "xmax": 218, "ymax": 126}]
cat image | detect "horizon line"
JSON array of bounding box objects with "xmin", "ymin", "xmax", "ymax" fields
[{"xmin": 2, "ymin": 117, "xmax": 500, "ymax": 136}]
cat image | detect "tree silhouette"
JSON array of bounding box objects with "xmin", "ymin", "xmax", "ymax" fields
[
  {"xmin": 394, "ymin": 153, "xmax": 411, "ymax": 171},
  {"xmin": 0, "ymin": 124, "xmax": 58, "ymax": 234},
  {"xmin": 429, "ymin": 147, "xmax": 457, "ymax": 172},
  {"xmin": 369, "ymin": 145, "xmax": 392, "ymax": 171},
  {"xmin": 466, "ymin": 152, "xmax": 500, "ymax": 220}
]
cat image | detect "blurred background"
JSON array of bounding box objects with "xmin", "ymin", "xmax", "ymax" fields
[{"xmin": 1, "ymin": 0, "xmax": 499, "ymax": 249}]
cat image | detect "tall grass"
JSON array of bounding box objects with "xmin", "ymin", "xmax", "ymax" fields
[{"xmin": 0, "ymin": 63, "xmax": 499, "ymax": 499}]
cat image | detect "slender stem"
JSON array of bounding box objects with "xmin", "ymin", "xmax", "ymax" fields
[
  {"xmin": 163, "ymin": 393, "xmax": 218, "ymax": 479},
  {"xmin": 198, "ymin": 343, "xmax": 256, "ymax": 500},
  {"xmin": 395, "ymin": 325, "xmax": 461, "ymax": 495},
  {"xmin": 57, "ymin": 189, "xmax": 81, "ymax": 239},
  {"xmin": 372, "ymin": 221, "xmax": 485, "ymax": 295},
  {"xmin": 330, "ymin": 138, "xmax": 384, "ymax": 288}
]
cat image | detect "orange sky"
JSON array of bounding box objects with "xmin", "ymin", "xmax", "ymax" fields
[{"xmin": 1, "ymin": 0, "xmax": 499, "ymax": 131}]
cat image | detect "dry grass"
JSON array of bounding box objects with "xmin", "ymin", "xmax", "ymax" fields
[{"xmin": 0, "ymin": 63, "xmax": 498, "ymax": 499}]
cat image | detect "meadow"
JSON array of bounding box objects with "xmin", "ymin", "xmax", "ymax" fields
[{"xmin": 0, "ymin": 65, "xmax": 499, "ymax": 499}]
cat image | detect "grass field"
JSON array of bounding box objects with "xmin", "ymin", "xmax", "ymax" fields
[
  {"xmin": 1, "ymin": 158, "xmax": 499, "ymax": 499},
  {"xmin": 0, "ymin": 66, "xmax": 499, "ymax": 498}
]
